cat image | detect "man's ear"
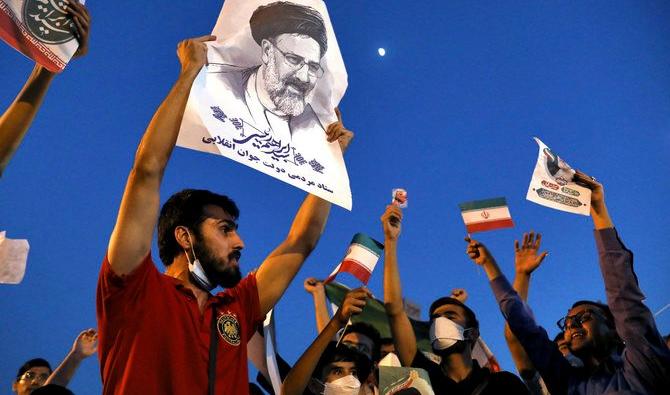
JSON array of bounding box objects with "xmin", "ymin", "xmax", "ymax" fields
[
  {"xmin": 174, "ymin": 226, "xmax": 192, "ymax": 250},
  {"xmin": 260, "ymin": 39, "xmax": 272, "ymax": 64},
  {"xmin": 469, "ymin": 327, "xmax": 480, "ymax": 346}
]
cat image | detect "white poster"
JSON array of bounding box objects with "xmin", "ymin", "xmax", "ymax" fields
[
  {"xmin": 0, "ymin": 0, "xmax": 84, "ymax": 72},
  {"xmin": 0, "ymin": 231, "xmax": 29, "ymax": 284},
  {"xmin": 526, "ymin": 137, "xmax": 591, "ymax": 215},
  {"xmin": 178, "ymin": 0, "xmax": 351, "ymax": 209}
]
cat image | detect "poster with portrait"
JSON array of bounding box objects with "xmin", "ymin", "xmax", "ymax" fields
[
  {"xmin": 526, "ymin": 137, "xmax": 591, "ymax": 215},
  {"xmin": 0, "ymin": 0, "xmax": 84, "ymax": 72},
  {"xmin": 178, "ymin": 0, "xmax": 351, "ymax": 209}
]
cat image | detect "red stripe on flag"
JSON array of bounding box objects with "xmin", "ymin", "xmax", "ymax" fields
[
  {"xmin": 0, "ymin": 6, "xmax": 65, "ymax": 72},
  {"xmin": 465, "ymin": 218, "xmax": 514, "ymax": 233},
  {"xmin": 338, "ymin": 259, "xmax": 372, "ymax": 284}
]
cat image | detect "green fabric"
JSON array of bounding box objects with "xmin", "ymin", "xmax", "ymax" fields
[
  {"xmin": 458, "ymin": 197, "xmax": 507, "ymax": 212},
  {"xmin": 325, "ymin": 282, "xmax": 432, "ymax": 352}
]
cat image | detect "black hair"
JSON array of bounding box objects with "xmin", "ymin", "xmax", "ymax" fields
[
  {"xmin": 345, "ymin": 322, "xmax": 382, "ymax": 362},
  {"xmin": 570, "ymin": 300, "xmax": 615, "ymax": 328},
  {"xmin": 16, "ymin": 358, "xmax": 51, "ymax": 381},
  {"xmin": 157, "ymin": 189, "xmax": 239, "ymax": 266},
  {"xmin": 31, "ymin": 385, "xmax": 74, "ymax": 395},
  {"xmin": 429, "ymin": 297, "xmax": 479, "ymax": 329},
  {"xmin": 380, "ymin": 337, "xmax": 394, "ymax": 346},
  {"xmin": 250, "ymin": 1, "xmax": 328, "ymax": 56},
  {"xmin": 313, "ymin": 342, "xmax": 371, "ymax": 383},
  {"xmin": 553, "ymin": 331, "xmax": 565, "ymax": 344}
]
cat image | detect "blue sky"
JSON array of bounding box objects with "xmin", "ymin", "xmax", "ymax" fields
[{"xmin": 1, "ymin": 1, "xmax": 669, "ymax": 393}]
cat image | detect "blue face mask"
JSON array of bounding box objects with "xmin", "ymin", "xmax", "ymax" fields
[{"xmin": 184, "ymin": 230, "xmax": 214, "ymax": 291}]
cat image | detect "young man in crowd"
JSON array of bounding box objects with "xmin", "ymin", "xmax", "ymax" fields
[
  {"xmin": 465, "ymin": 171, "xmax": 670, "ymax": 394},
  {"xmin": 282, "ymin": 288, "xmax": 372, "ymax": 395},
  {"xmin": 381, "ymin": 204, "xmax": 529, "ymax": 394},
  {"xmin": 12, "ymin": 329, "xmax": 97, "ymax": 395},
  {"xmin": 0, "ymin": 0, "xmax": 90, "ymax": 177},
  {"xmin": 97, "ymin": 35, "xmax": 353, "ymax": 394}
]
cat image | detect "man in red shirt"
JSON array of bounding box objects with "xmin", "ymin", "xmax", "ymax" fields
[{"xmin": 96, "ymin": 35, "xmax": 353, "ymax": 394}]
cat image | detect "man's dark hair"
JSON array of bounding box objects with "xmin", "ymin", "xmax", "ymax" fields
[
  {"xmin": 429, "ymin": 297, "xmax": 480, "ymax": 329},
  {"xmin": 345, "ymin": 322, "xmax": 382, "ymax": 362},
  {"xmin": 381, "ymin": 337, "xmax": 394, "ymax": 346},
  {"xmin": 157, "ymin": 189, "xmax": 239, "ymax": 266},
  {"xmin": 16, "ymin": 358, "xmax": 51, "ymax": 381},
  {"xmin": 313, "ymin": 342, "xmax": 371, "ymax": 383},
  {"xmin": 571, "ymin": 300, "xmax": 615, "ymax": 328},
  {"xmin": 553, "ymin": 331, "xmax": 565, "ymax": 344},
  {"xmin": 31, "ymin": 384, "xmax": 74, "ymax": 395},
  {"xmin": 250, "ymin": 1, "xmax": 328, "ymax": 56}
]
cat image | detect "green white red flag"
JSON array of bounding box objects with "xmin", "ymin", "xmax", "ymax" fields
[
  {"xmin": 458, "ymin": 197, "xmax": 514, "ymax": 234},
  {"xmin": 324, "ymin": 233, "xmax": 384, "ymax": 285}
]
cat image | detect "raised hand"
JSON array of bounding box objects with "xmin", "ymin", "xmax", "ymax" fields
[
  {"xmin": 67, "ymin": 0, "xmax": 91, "ymax": 58},
  {"xmin": 381, "ymin": 204, "xmax": 403, "ymax": 241},
  {"xmin": 71, "ymin": 328, "xmax": 98, "ymax": 359},
  {"xmin": 335, "ymin": 287, "xmax": 371, "ymax": 325},
  {"xmin": 514, "ymin": 231, "xmax": 548, "ymax": 276},
  {"xmin": 176, "ymin": 35, "xmax": 216, "ymax": 76},
  {"xmin": 450, "ymin": 288, "xmax": 469, "ymax": 303},
  {"xmin": 303, "ymin": 277, "xmax": 324, "ymax": 295},
  {"xmin": 326, "ymin": 107, "xmax": 354, "ymax": 153}
]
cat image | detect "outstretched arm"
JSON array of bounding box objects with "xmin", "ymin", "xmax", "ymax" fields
[
  {"xmin": 0, "ymin": 1, "xmax": 90, "ymax": 176},
  {"xmin": 107, "ymin": 36, "xmax": 214, "ymax": 275},
  {"xmin": 304, "ymin": 277, "xmax": 332, "ymax": 333},
  {"xmin": 256, "ymin": 108, "xmax": 353, "ymax": 316},
  {"xmin": 465, "ymin": 237, "xmax": 571, "ymax": 395},
  {"xmin": 504, "ymin": 232, "xmax": 548, "ymax": 381},
  {"xmin": 382, "ymin": 205, "xmax": 417, "ymax": 366},
  {"xmin": 44, "ymin": 329, "xmax": 97, "ymax": 387},
  {"xmin": 574, "ymin": 171, "xmax": 670, "ymax": 391},
  {"xmin": 282, "ymin": 287, "xmax": 370, "ymax": 395}
]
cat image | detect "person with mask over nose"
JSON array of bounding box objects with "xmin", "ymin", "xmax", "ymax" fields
[
  {"xmin": 381, "ymin": 204, "xmax": 529, "ymax": 395},
  {"xmin": 282, "ymin": 288, "xmax": 372, "ymax": 395},
  {"xmin": 97, "ymin": 35, "xmax": 354, "ymax": 394}
]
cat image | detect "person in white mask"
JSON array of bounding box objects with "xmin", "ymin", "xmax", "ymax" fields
[
  {"xmin": 282, "ymin": 289, "xmax": 373, "ymax": 395},
  {"xmin": 381, "ymin": 204, "xmax": 530, "ymax": 395}
]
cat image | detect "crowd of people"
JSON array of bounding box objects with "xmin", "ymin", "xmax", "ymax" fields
[{"xmin": 2, "ymin": 1, "xmax": 670, "ymax": 394}]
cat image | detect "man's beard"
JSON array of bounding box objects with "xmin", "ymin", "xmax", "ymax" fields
[
  {"xmin": 193, "ymin": 241, "xmax": 241, "ymax": 288},
  {"xmin": 262, "ymin": 49, "xmax": 315, "ymax": 116}
]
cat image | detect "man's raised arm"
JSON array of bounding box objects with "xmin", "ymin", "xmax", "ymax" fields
[
  {"xmin": 107, "ymin": 36, "xmax": 214, "ymax": 275},
  {"xmin": 574, "ymin": 171, "xmax": 670, "ymax": 391},
  {"xmin": 255, "ymin": 108, "xmax": 353, "ymax": 315},
  {"xmin": 381, "ymin": 204, "xmax": 417, "ymax": 366},
  {"xmin": 0, "ymin": 1, "xmax": 90, "ymax": 176}
]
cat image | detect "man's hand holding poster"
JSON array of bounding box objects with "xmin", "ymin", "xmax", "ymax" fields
[
  {"xmin": 0, "ymin": 0, "xmax": 88, "ymax": 72},
  {"xmin": 178, "ymin": 0, "xmax": 352, "ymax": 209},
  {"xmin": 526, "ymin": 137, "xmax": 591, "ymax": 215}
]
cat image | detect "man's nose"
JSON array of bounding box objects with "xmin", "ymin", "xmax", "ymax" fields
[
  {"xmin": 294, "ymin": 63, "xmax": 311, "ymax": 82},
  {"xmin": 566, "ymin": 319, "xmax": 582, "ymax": 330},
  {"xmin": 232, "ymin": 232, "xmax": 245, "ymax": 250}
]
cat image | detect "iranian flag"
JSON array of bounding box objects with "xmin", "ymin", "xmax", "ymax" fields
[
  {"xmin": 459, "ymin": 197, "xmax": 514, "ymax": 233},
  {"xmin": 324, "ymin": 233, "xmax": 384, "ymax": 285}
]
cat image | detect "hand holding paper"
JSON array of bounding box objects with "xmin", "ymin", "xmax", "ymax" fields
[
  {"xmin": 67, "ymin": 0, "xmax": 91, "ymax": 58},
  {"xmin": 326, "ymin": 107, "xmax": 353, "ymax": 153},
  {"xmin": 381, "ymin": 204, "xmax": 402, "ymax": 241}
]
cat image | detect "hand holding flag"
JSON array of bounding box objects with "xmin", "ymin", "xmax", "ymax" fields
[
  {"xmin": 334, "ymin": 287, "xmax": 372, "ymax": 326},
  {"xmin": 464, "ymin": 236, "xmax": 496, "ymax": 267}
]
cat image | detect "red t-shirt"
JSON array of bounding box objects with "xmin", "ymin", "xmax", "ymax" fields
[{"xmin": 96, "ymin": 254, "xmax": 263, "ymax": 394}]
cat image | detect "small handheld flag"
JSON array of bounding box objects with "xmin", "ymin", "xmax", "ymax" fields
[
  {"xmin": 458, "ymin": 197, "xmax": 514, "ymax": 233},
  {"xmin": 324, "ymin": 233, "xmax": 384, "ymax": 285}
]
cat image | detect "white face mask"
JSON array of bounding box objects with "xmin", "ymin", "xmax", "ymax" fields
[
  {"xmin": 184, "ymin": 230, "xmax": 214, "ymax": 291},
  {"xmin": 429, "ymin": 317, "xmax": 468, "ymax": 350},
  {"xmin": 323, "ymin": 374, "xmax": 361, "ymax": 395}
]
